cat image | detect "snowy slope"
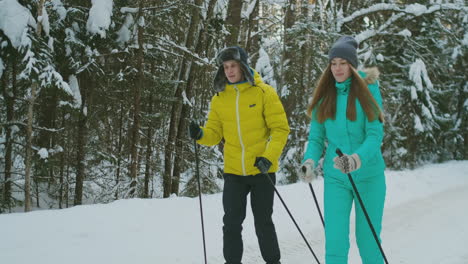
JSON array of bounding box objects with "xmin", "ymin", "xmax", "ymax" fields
[{"xmin": 1, "ymin": 160, "xmax": 467, "ymax": 264}]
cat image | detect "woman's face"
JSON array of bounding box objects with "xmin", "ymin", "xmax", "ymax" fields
[
  {"xmin": 330, "ymin": 58, "xmax": 352, "ymax": 83},
  {"xmin": 223, "ymin": 60, "xmax": 244, "ymax": 83}
]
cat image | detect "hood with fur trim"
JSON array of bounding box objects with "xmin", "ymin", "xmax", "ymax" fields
[
  {"xmin": 213, "ymin": 46, "xmax": 255, "ymax": 92},
  {"xmin": 362, "ymin": 67, "xmax": 380, "ymax": 85}
]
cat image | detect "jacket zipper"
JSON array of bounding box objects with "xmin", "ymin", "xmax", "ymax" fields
[{"xmin": 235, "ymin": 85, "xmax": 247, "ymax": 175}]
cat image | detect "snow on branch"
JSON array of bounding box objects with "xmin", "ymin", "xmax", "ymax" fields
[
  {"xmin": 121, "ymin": 0, "xmax": 184, "ymax": 15},
  {"xmin": 155, "ymin": 36, "xmax": 213, "ymax": 68},
  {"xmin": 120, "ymin": 7, "xmax": 139, "ymax": 14},
  {"xmin": 339, "ymin": 3, "xmax": 467, "ymax": 36},
  {"xmin": 340, "ymin": 4, "xmax": 401, "ymax": 26},
  {"xmin": 0, "ymin": 0, "xmax": 37, "ymax": 49},
  {"xmin": 0, "ymin": 58, "xmax": 4, "ymax": 79},
  {"xmin": 409, "ymin": 59, "xmax": 433, "ymax": 93},
  {"xmin": 39, "ymin": 64, "xmax": 74, "ymax": 96},
  {"xmin": 51, "ymin": 0, "xmax": 67, "ymax": 21},
  {"xmin": 242, "ymin": 0, "xmax": 258, "ymax": 19},
  {"xmin": 86, "ymin": 0, "xmax": 113, "ymax": 38},
  {"xmin": 355, "ymin": 12, "xmax": 405, "ymax": 43}
]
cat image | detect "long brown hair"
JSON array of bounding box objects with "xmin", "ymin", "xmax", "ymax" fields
[{"xmin": 307, "ymin": 64, "xmax": 383, "ymax": 123}]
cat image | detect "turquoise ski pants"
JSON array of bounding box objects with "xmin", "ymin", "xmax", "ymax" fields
[{"xmin": 324, "ymin": 173, "xmax": 386, "ymax": 264}]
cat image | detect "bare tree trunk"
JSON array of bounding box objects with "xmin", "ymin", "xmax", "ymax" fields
[
  {"xmin": 74, "ymin": 74, "xmax": 89, "ymax": 206},
  {"xmin": 280, "ymin": 0, "xmax": 298, "ymax": 119},
  {"xmin": 203, "ymin": 0, "xmax": 219, "ymax": 53},
  {"xmin": 24, "ymin": 0, "xmax": 47, "ymax": 212},
  {"xmin": 35, "ymin": 173, "xmax": 40, "ymax": 208},
  {"xmin": 170, "ymin": 0, "xmax": 205, "ymax": 196},
  {"xmin": 114, "ymin": 103, "xmax": 124, "ymax": 200},
  {"xmin": 59, "ymin": 154, "xmax": 64, "ymax": 209},
  {"xmin": 226, "ymin": 0, "xmax": 243, "ymax": 46},
  {"xmin": 245, "ymin": 0, "xmax": 260, "ymax": 65},
  {"xmin": 24, "ymin": 82, "xmax": 36, "ymax": 212},
  {"xmin": 1, "ymin": 60, "xmax": 13, "ymax": 211},
  {"xmin": 163, "ymin": 0, "xmax": 204, "ymax": 198},
  {"xmin": 65, "ymin": 139, "xmax": 70, "ymax": 208},
  {"xmin": 143, "ymin": 94, "xmax": 153, "ymax": 198},
  {"xmin": 129, "ymin": 1, "xmax": 145, "ymax": 197},
  {"xmin": 58, "ymin": 113, "xmax": 65, "ymax": 209},
  {"xmin": 115, "ymin": 102, "xmax": 124, "ymax": 200},
  {"xmin": 163, "ymin": 103, "xmax": 179, "ymax": 197}
]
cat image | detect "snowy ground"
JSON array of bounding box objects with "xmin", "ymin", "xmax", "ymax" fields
[{"xmin": 1, "ymin": 160, "xmax": 467, "ymax": 264}]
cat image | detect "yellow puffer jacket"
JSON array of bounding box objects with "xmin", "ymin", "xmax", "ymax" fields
[{"xmin": 197, "ymin": 70, "xmax": 290, "ymax": 176}]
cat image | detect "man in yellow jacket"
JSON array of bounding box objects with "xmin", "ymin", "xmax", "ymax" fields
[{"xmin": 189, "ymin": 46, "xmax": 289, "ymax": 264}]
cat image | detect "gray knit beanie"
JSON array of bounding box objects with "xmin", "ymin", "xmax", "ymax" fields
[{"xmin": 328, "ymin": 36, "xmax": 358, "ymax": 68}]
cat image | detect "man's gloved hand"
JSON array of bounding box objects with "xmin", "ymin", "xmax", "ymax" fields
[
  {"xmin": 254, "ymin": 157, "xmax": 272, "ymax": 174},
  {"xmin": 298, "ymin": 159, "xmax": 318, "ymax": 183},
  {"xmin": 189, "ymin": 121, "xmax": 203, "ymax": 140},
  {"xmin": 333, "ymin": 153, "xmax": 361, "ymax": 174}
]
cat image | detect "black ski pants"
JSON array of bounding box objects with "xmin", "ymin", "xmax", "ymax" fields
[{"xmin": 223, "ymin": 173, "xmax": 281, "ymax": 264}]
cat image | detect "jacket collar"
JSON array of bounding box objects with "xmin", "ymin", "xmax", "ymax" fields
[
  {"xmin": 224, "ymin": 69, "xmax": 264, "ymax": 92},
  {"xmin": 335, "ymin": 77, "xmax": 351, "ymax": 94}
]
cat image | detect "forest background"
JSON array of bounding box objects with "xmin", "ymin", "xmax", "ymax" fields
[{"xmin": 0, "ymin": 0, "xmax": 466, "ymax": 213}]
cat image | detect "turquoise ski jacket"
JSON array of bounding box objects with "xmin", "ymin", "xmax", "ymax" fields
[{"xmin": 303, "ymin": 68, "xmax": 385, "ymax": 181}]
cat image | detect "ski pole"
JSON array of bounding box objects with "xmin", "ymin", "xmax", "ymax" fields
[
  {"xmin": 264, "ymin": 173, "xmax": 321, "ymax": 264},
  {"xmin": 335, "ymin": 149, "xmax": 389, "ymax": 264},
  {"xmin": 194, "ymin": 140, "xmax": 208, "ymax": 264},
  {"xmin": 300, "ymin": 166, "xmax": 324, "ymax": 228},
  {"xmin": 307, "ymin": 183, "xmax": 325, "ymax": 228}
]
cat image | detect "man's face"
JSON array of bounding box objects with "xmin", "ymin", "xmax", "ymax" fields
[{"xmin": 223, "ymin": 60, "xmax": 244, "ymax": 83}]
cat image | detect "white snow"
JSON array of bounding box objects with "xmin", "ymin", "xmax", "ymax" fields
[
  {"xmin": 120, "ymin": 7, "xmax": 139, "ymax": 14},
  {"xmin": 1, "ymin": 161, "xmax": 467, "ymax": 264},
  {"xmin": 38, "ymin": 5, "xmax": 50, "ymax": 36},
  {"xmin": 37, "ymin": 148, "xmax": 48, "ymax": 159},
  {"xmin": 340, "ymin": 4, "xmax": 400, "ymax": 25},
  {"xmin": 182, "ymin": 90, "xmax": 192, "ymax": 106},
  {"xmin": 51, "ymin": 0, "xmax": 67, "ymax": 21},
  {"xmin": 86, "ymin": 0, "xmax": 113, "ymax": 38},
  {"xmin": 68, "ymin": 75, "xmax": 82, "ymax": 108},
  {"xmin": 39, "ymin": 65, "xmax": 73, "ymax": 95},
  {"xmin": 414, "ymin": 115, "xmax": 424, "ymax": 132},
  {"xmin": 0, "ymin": 0, "xmax": 37, "ymax": 48},
  {"xmin": 398, "ymin": 29, "xmax": 412, "ymax": 37},
  {"xmin": 409, "ymin": 59, "xmax": 433, "ymax": 92},
  {"xmin": 242, "ymin": 0, "xmax": 258, "ymax": 19},
  {"xmin": 396, "ymin": 147, "xmax": 407, "ymax": 156},
  {"xmin": 256, "ymin": 47, "xmax": 277, "ymax": 89},
  {"xmin": 0, "ymin": 58, "xmax": 4, "ymax": 79},
  {"xmin": 410, "ymin": 85, "xmax": 418, "ymax": 100},
  {"xmin": 47, "ymin": 36, "xmax": 54, "ymax": 51},
  {"xmin": 421, "ymin": 104, "xmax": 433, "ymax": 120},
  {"xmin": 451, "ymin": 46, "xmax": 461, "ymax": 60},
  {"xmin": 405, "ymin": 3, "xmax": 427, "ymax": 16},
  {"xmin": 116, "ymin": 13, "xmax": 134, "ymax": 45}
]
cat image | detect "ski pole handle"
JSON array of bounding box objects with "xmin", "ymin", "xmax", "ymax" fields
[{"xmin": 336, "ymin": 149, "xmax": 344, "ymax": 157}]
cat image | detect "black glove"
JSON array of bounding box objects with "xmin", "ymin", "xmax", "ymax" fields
[
  {"xmin": 189, "ymin": 121, "xmax": 203, "ymax": 140},
  {"xmin": 254, "ymin": 157, "xmax": 272, "ymax": 174}
]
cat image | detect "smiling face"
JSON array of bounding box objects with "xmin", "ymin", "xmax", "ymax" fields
[
  {"xmin": 223, "ymin": 60, "xmax": 244, "ymax": 83},
  {"xmin": 330, "ymin": 57, "xmax": 352, "ymax": 83}
]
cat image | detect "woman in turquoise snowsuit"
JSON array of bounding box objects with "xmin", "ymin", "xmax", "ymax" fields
[{"xmin": 300, "ymin": 36, "xmax": 386, "ymax": 264}]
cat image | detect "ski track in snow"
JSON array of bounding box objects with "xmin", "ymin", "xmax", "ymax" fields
[
  {"xmin": 234, "ymin": 184, "xmax": 468, "ymax": 264},
  {"xmin": 382, "ymin": 184, "xmax": 468, "ymax": 264},
  {"xmin": 1, "ymin": 161, "xmax": 467, "ymax": 264}
]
